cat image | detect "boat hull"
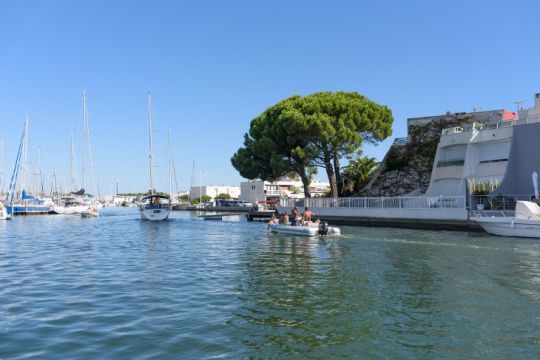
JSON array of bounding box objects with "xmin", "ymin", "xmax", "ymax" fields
[
  {"xmin": 0, "ymin": 207, "xmax": 11, "ymax": 220},
  {"xmin": 268, "ymin": 223, "xmax": 341, "ymax": 236},
  {"xmin": 471, "ymin": 217, "xmax": 540, "ymax": 238},
  {"xmin": 139, "ymin": 206, "xmax": 171, "ymax": 221},
  {"xmin": 52, "ymin": 205, "xmax": 87, "ymax": 215},
  {"xmin": 81, "ymin": 210, "xmax": 99, "ymax": 218},
  {"xmin": 7, "ymin": 204, "xmax": 50, "ymax": 215}
]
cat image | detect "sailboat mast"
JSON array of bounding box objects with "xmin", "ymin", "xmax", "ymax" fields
[
  {"xmin": 147, "ymin": 90, "xmax": 154, "ymax": 193},
  {"xmin": 81, "ymin": 89, "xmax": 87, "ymax": 192},
  {"xmin": 37, "ymin": 146, "xmax": 42, "ymax": 196},
  {"xmin": 168, "ymin": 130, "xmax": 180, "ymax": 198},
  {"xmin": 0, "ymin": 137, "xmax": 4, "ymax": 196},
  {"xmin": 21, "ymin": 116, "xmax": 29, "ymax": 195},
  {"xmin": 70, "ymin": 133, "xmax": 79, "ymax": 191},
  {"xmin": 168, "ymin": 130, "xmax": 172, "ymax": 196},
  {"xmin": 7, "ymin": 119, "xmax": 27, "ymax": 205},
  {"xmin": 53, "ymin": 168, "xmax": 58, "ymax": 202},
  {"xmin": 84, "ymin": 90, "xmax": 97, "ymax": 197}
]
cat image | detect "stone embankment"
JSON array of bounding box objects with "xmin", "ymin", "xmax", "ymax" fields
[{"xmin": 361, "ymin": 110, "xmax": 505, "ymax": 197}]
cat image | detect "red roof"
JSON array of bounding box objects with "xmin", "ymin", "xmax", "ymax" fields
[{"xmin": 503, "ymin": 110, "xmax": 518, "ymax": 121}]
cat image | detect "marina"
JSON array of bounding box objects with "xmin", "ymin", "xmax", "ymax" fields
[{"xmin": 2, "ymin": 2, "xmax": 540, "ymax": 358}]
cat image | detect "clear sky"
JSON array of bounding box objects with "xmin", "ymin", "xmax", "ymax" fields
[{"xmin": 1, "ymin": 0, "xmax": 539, "ymax": 195}]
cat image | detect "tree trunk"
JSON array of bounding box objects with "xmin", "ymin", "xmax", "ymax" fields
[
  {"xmin": 300, "ymin": 172, "xmax": 311, "ymax": 198},
  {"xmin": 294, "ymin": 165, "xmax": 311, "ymax": 198},
  {"xmin": 324, "ymin": 155, "xmax": 338, "ymax": 198},
  {"xmin": 333, "ymin": 150, "xmax": 343, "ymax": 196}
]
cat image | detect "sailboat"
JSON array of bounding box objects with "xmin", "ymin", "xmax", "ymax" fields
[
  {"xmin": 0, "ymin": 138, "xmax": 8, "ymax": 219},
  {"xmin": 139, "ymin": 90, "xmax": 171, "ymax": 221},
  {"xmin": 1, "ymin": 137, "xmax": 5, "ymax": 197},
  {"xmin": 79, "ymin": 89, "xmax": 100, "ymax": 217},
  {"xmin": 5, "ymin": 117, "xmax": 50, "ymax": 215},
  {"xmin": 52, "ymin": 90, "xmax": 101, "ymax": 216},
  {"xmin": 51, "ymin": 135, "xmax": 85, "ymax": 214},
  {"xmin": 0, "ymin": 202, "xmax": 9, "ymax": 220}
]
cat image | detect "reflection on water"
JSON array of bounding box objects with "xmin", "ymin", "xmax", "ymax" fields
[{"xmin": 0, "ymin": 208, "xmax": 539, "ymax": 358}]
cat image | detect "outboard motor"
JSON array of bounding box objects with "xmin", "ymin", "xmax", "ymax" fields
[{"xmin": 318, "ymin": 221, "xmax": 329, "ymax": 235}]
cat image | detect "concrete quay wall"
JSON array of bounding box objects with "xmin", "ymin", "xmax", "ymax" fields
[
  {"xmin": 185, "ymin": 206, "xmax": 252, "ymax": 212},
  {"xmin": 278, "ymin": 206, "xmax": 480, "ymax": 231}
]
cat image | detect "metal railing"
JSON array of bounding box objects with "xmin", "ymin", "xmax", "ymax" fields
[
  {"xmin": 393, "ymin": 137, "xmax": 408, "ymax": 145},
  {"xmin": 468, "ymin": 195, "xmax": 535, "ymax": 211},
  {"xmin": 468, "ymin": 195, "xmax": 538, "ymax": 218},
  {"xmin": 436, "ymin": 159, "xmax": 465, "ymax": 168},
  {"xmin": 280, "ymin": 196, "xmax": 466, "ymax": 210}
]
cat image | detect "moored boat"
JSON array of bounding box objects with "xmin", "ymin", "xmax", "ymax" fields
[
  {"xmin": 5, "ymin": 118, "xmax": 51, "ymax": 215},
  {"xmin": 0, "ymin": 202, "xmax": 11, "ymax": 220},
  {"xmin": 471, "ymin": 200, "xmax": 540, "ymax": 238},
  {"xmin": 81, "ymin": 206, "xmax": 99, "ymax": 218}
]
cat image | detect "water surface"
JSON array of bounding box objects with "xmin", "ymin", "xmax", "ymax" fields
[{"xmin": 1, "ymin": 208, "xmax": 539, "ymax": 358}]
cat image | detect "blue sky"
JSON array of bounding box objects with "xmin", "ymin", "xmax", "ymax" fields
[{"xmin": 1, "ymin": 0, "xmax": 539, "ymax": 194}]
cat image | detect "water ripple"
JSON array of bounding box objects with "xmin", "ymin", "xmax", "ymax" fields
[{"xmin": 1, "ymin": 209, "xmax": 539, "ymax": 358}]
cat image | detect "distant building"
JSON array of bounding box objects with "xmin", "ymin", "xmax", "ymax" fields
[
  {"xmin": 518, "ymin": 92, "xmax": 540, "ymax": 119},
  {"xmin": 189, "ymin": 185, "xmax": 240, "ymax": 200},
  {"xmin": 103, "ymin": 195, "xmax": 136, "ymax": 205},
  {"xmin": 239, "ymin": 179, "xmax": 330, "ymax": 205}
]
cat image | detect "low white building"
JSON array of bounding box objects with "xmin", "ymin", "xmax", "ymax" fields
[
  {"xmin": 239, "ymin": 179, "xmax": 330, "ymax": 205},
  {"xmin": 189, "ymin": 185, "xmax": 240, "ymax": 200},
  {"xmin": 103, "ymin": 195, "xmax": 137, "ymax": 206}
]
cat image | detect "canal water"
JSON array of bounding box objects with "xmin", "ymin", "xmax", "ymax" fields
[{"xmin": 1, "ymin": 208, "xmax": 539, "ymax": 358}]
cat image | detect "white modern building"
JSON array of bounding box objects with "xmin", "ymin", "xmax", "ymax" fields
[
  {"xmin": 426, "ymin": 92, "xmax": 540, "ymax": 197},
  {"xmin": 189, "ymin": 185, "xmax": 240, "ymax": 200},
  {"xmin": 425, "ymin": 122, "xmax": 512, "ymax": 196}
]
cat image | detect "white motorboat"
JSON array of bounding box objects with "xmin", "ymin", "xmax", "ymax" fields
[
  {"xmin": 138, "ymin": 90, "xmax": 171, "ymax": 221},
  {"xmin": 81, "ymin": 206, "xmax": 99, "ymax": 218},
  {"xmin": 471, "ymin": 200, "xmax": 540, "ymax": 238},
  {"xmin": 268, "ymin": 222, "xmax": 341, "ymax": 236}
]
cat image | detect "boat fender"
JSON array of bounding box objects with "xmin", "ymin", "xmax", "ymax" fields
[{"xmin": 318, "ymin": 221, "xmax": 329, "ymax": 235}]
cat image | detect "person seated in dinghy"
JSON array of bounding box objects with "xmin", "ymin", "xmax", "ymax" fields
[
  {"xmin": 301, "ymin": 207, "xmax": 314, "ymax": 225},
  {"xmin": 269, "ymin": 212, "xmax": 277, "ymax": 224}
]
